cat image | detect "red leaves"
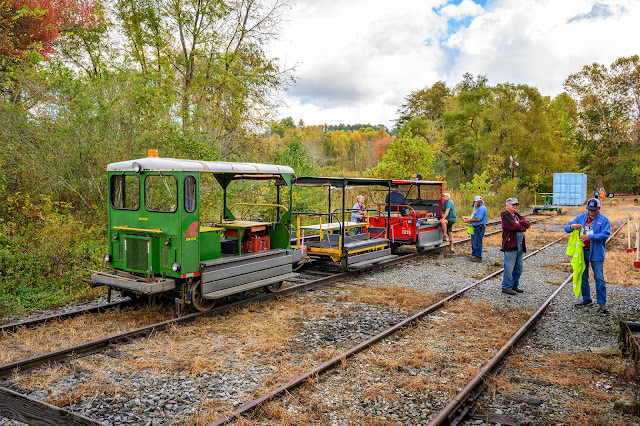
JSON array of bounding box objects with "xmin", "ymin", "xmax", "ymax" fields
[{"xmin": 0, "ymin": 0, "xmax": 102, "ymax": 62}]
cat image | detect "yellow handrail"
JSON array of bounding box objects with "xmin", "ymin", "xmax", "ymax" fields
[
  {"xmin": 113, "ymin": 226, "xmax": 163, "ymax": 234},
  {"xmin": 229, "ymin": 203, "xmax": 289, "ymax": 212}
]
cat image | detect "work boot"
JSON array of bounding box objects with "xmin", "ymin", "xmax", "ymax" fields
[
  {"xmin": 502, "ymin": 289, "xmax": 517, "ymax": 295},
  {"xmin": 597, "ymin": 304, "xmax": 608, "ymax": 313},
  {"xmin": 574, "ymin": 300, "xmax": 592, "ymax": 307},
  {"xmin": 513, "ymin": 288, "xmax": 524, "ymax": 293}
]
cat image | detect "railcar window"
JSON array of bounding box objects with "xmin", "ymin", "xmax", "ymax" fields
[
  {"xmin": 145, "ymin": 174, "xmax": 177, "ymax": 213},
  {"xmin": 184, "ymin": 175, "xmax": 197, "ymax": 213},
  {"xmin": 110, "ymin": 174, "xmax": 140, "ymax": 210},
  {"xmin": 421, "ymin": 185, "xmax": 441, "ymax": 200},
  {"xmin": 405, "ymin": 184, "xmax": 419, "ymax": 200}
]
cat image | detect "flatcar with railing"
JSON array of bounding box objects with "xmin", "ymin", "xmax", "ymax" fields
[
  {"xmin": 291, "ymin": 177, "xmax": 396, "ymax": 271},
  {"xmin": 290, "ymin": 175, "xmax": 445, "ymax": 270},
  {"xmin": 89, "ymin": 150, "xmax": 301, "ymax": 311}
]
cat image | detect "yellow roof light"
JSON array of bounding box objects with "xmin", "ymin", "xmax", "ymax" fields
[{"xmin": 148, "ymin": 149, "xmax": 159, "ymax": 157}]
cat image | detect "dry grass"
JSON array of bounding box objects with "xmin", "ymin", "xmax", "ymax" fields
[
  {"xmin": 605, "ymin": 251, "xmax": 640, "ymax": 286},
  {"xmin": 240, "ymin": 298, "xmax": 534, "ymax": 423},
  {"xmin": 15, "ymin": 363, "xmax": 73, "ymax": 389},
  {"xmin": 487, "ymin": 349, "xmax": 640, "ymax": 425},
  {"xmin": 109, "ymin": 297, "xmax": 327, "ymax": 376},
  {"xmin": 47, "ymin": 373, "xmax": 123, "ymax": 407},
  {"xmin": 11, "ymin": 294, "xmax": 334, "ymax": 420},
  {"xmin": 172, "ymin": 398, "xmax": 233, "ymax": 425},
  {"xmin": 0, "ymin": 305, "xmax": 172, "ymax": 364},
  {"xmin": 338, "ymin": 285, "xmax": 453, "ymax": 312}
]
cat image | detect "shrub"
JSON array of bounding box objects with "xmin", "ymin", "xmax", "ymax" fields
[{"xmin": 0, "ymin": 194, "xmax": 103, "ymax": 316}]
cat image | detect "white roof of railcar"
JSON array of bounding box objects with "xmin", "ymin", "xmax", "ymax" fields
[{"xmin": 107, "ymin": 157, "xmax": 295, "ymax": 175}]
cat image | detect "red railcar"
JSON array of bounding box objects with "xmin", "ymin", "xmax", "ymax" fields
[{"xmin": 367, "ymin": 178, "xmax": 445, "ymax": 252}]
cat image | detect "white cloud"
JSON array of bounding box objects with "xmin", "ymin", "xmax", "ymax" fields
[
  {"xmin": 440, "ymin": 0, "xmax": 485, "ymax": 19},
  {"xmin": 445, "ymin": 0, "xmax": 640, "ymax": 95},
  {"xmin": 269, "ymin": 0, "xmax": 448, "ymax": 126},
  {"xmin": 268, "ymin": 0, "xmax": 640, "ymax": 127}
]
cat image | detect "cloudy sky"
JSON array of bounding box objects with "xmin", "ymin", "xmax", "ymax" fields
[{"xmin": 268, "ymin": 0, "xmax": 640, "ymax": 128}]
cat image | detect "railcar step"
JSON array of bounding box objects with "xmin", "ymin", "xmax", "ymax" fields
[
  {"xmin": 200, "ymin": 249, "xmax": 288, "ymax": 268},
  {"xmin": 348, "ymin": 255, "xmax": 398, "ymax": 269},
  {"xmin": 202, "ymin": 272, "xmax": 298, "ymax": 299}
]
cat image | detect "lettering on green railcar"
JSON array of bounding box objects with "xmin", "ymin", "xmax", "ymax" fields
[
  {"xmin": 185, "ymin": 237, "xmax": 197, "ymax": 242},
  {"xmin": 138, "ymin": 217, "xmax": 148, "ymax": 221}
]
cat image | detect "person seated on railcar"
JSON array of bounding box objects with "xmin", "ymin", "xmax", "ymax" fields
[
  {"xmin": 351, "ymin": 195, "xmax": 366, "ymax": 235},
  {"xmin": 385, "ymin": 184, "xmax": 409, "ymax": 216}
]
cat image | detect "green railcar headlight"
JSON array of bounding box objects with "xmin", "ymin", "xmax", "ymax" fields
[
  {"xmin": 171, "ymin": 262, "xmax": 181, "ymax": 272},
  {"xmin": 104, "ymin": 253, "xmax": 112, "ymax": 262}
]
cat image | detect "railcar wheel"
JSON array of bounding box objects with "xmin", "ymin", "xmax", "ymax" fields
[
  {"xmin": 415, "ymin": 241, "xmax": 425, "ymax": 252},
  {"xmin": 264, "ymin": 281, "xmax": 283, "ymax": 292},
  {"xmin": 189, "ymin": 280, "xmax": 216, "ymax": 312},
  {"xmin": 341, "ymin": 256, "xmax": 348, "ymax": 272}
]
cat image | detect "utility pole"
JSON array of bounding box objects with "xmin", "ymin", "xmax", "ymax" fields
[{"xmin": 510, "ymin": 155, "xmax": 519, "ymax": 179}]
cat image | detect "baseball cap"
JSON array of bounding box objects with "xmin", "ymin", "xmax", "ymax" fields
[
  {"xmin": 442, "ymin": 192, "xmax": 450, "ymax": 198},
  {"xmin": 586, "ymin": 198, "xmax": 601, "ymax": 210},
  {"xmin": 471, "ymin": 195, "xmax": 482, "ymax": 207},
  {"xmin": 506, "ymin": 197, "xmax": 519, "ymax": 205}
]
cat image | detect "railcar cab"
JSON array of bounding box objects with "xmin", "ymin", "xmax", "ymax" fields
[
  {"xmin": 368, "ymin": 175, "xmax": 445, "ymax": 252},
  {"xmin": 292, "ymin": 177, "xmax": 397, "ymax": 271},
  {"xmin": 90, "ymin": 150, "xmax": 301, "ymax": 311}
]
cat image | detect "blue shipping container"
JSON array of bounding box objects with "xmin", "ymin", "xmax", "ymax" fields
[{"xmin": 553, "ymin": 173, "xmax": 587, "ymax": 205}]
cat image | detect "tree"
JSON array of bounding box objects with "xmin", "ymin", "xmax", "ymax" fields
[
  {"xmin": 367, "ymin": 132, "xmax": 435, "ymax": 179},
  {"xmin": 564, "ymin": 61, "xmax": 633, "ymax": 188},
  {"xmin": 112, "ymin": 0, "xmax": 295, "ymax": 158},
  {"xmin": 395, "ymin": 80, "xmax": 450, "ymax": 129},
  {"xmin": 0, "ymin": 0, "xmax": 101, "ymax": 64},
  {"xmin": 441, "ymin": 73, "xmax": 490, "ymax": 181}
]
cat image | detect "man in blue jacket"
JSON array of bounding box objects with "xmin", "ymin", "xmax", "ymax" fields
[
  {"xmin": 463, "ymin": 196, "xmax": 488, "ymax": 262},
  {"xmin": 565, "ymin": 198, "xmax": 611, "ymax": 313}
]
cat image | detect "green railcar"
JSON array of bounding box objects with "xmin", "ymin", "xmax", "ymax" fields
[{"xmin": 90, "ymin": 151, "xmax": 301, "ymax": 311}]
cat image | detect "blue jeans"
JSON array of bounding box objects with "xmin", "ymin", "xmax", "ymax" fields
[
  {"xmin": 471, "ymin": 225, "xmax": 485, "ymax": 260},
  {"xmin": 502, "ymin": 250, "xmax": 523, "ymax": 290},
  {"xmin": 581, "ymin": 249, "xmax": 606, "ymax": 304}
]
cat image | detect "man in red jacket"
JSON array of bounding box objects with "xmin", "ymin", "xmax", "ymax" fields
[{"xmin": 501, "ymin": 198, "xmax": 530, "ymax": 295}]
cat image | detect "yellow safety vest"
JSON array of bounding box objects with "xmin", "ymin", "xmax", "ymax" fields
[
  {"xmin": 566, "ymin": 229, "xmax": 585, "ymax": 298},
  {"xmin": 467, "ymin": 210, "xmax": 477, "ymax": 235}
]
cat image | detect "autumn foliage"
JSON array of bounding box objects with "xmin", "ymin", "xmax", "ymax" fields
[{"xmin": 0, "ymin": 0, "xmax": 101, "ymax": 62}]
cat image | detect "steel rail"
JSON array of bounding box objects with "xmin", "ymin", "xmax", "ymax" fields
[
  {"xmin": 451, "ymin": 211, "xmax": 547, "ymax": 233},
  {"xmin": 0, "ymin": 217, "xmax": 549, "ymax": 379},
  {"xmin": 209, "ymin": 234, "xmax": 566, "ymax": 426},
  {"xmin": 0, "ymin": 300, "xmax": 138, "ymax": 334},
  {"xmin": 429, "ymin": 221, "xmax": 626, "ymax": 425}
]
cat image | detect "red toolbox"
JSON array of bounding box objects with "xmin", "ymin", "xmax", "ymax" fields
[{"xmin": 243, "ymin": 235, "xmax": 270, "ymax": 253}]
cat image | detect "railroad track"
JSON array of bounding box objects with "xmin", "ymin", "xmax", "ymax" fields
[
  {"xmin": 207, "ymin": 221, "xmax": 624, "ymax": 425},
  {"xmin": 450, "ymin": 210, "xmax": 552, "ymax": 233},
  {"xmin": 0, "ymin": 212, "xmax": 544, "ymax": 333},
  {"xmin": 0, "ymin": 216, "xmax": 552, "ymax": 380},
  {"xmin": 429, "ymin": 221, "xmax": 625, "ymax": 425},
  {"xmin": 208, "ymin": 231, "xmax": 567, "ymax": 424},
  {"xmin": 0, "ymin": 215, "xmax": 557, "ymax": 426},
  {"xmin": 0, "ymin": 299, "xmax": 138, "ymax": 334}
]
